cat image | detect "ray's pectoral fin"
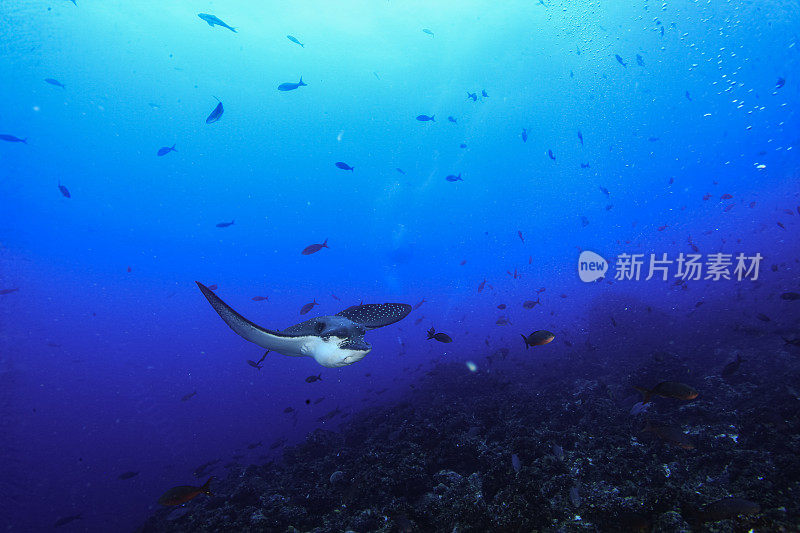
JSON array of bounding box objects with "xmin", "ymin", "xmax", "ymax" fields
[
  {"xmin": 195, "ymin": 281, "xmax": 298, "ymax": 351},
  {"xmin": 335, "ymin": 303, "xmax": 413, "ymax": 329}
]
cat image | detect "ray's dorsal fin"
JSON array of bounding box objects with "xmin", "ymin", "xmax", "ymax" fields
[{"xmin": 336, "ymin": 303, "xmax": 412, "ymax": 329}]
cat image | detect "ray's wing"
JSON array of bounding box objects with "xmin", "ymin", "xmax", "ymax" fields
[
  {"xmin": 196, "ymin": 282, "xmax": 309, "ymax": 351},
  {"xmin": 335, "ymin": 303, "xmax": 412, "ymax": 329},
  {"xmin": 280, "ymin": 318, "xmax": 320, "ymax": 336}
]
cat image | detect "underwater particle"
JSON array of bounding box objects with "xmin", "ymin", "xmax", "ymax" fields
[
  {"xmin": 615, "ymin": 54, "xmax": 627, "ymax": 67},
  {"xmin": 58, "ymin": 181, "xmax": 71, "ymax": 198},
  {"xmin": 445, "ymin": 173, "xmax": 463, "ymax": 182},
  {"xmin": 158, "ymin": 476, "xmax": 214, "ymax": 506},
  {"xmin": 416, "ymin": 114, "xmax": 435, "ymax": 122},
  {"xmin": 286, "ymin": 35, "xmax": 304, "ymax": 47},
  {"xmin": 157, "ymin": 144, "xmax": 176, "ymax": 156},
  {"xmin": 520, "ymin": 330, "xmax": 555, "ymax": 348},
  {"xmin": 301, "ymin": 239, "xmax": 329, "ymax": 255},
  {"xmin": 697, "ymin": 497, "xmax": 760, "ymax": 522},
  {"xmin": 0, "ymin": 134, "xmax": 27, "ymax": 144},
  {"xmin": 422, "ymin": 28, "xmax": 434, "ymax": 36},
  {"xmin": 581, "ymin": 216, "xmax": 589, "ymax": 227},
  {"xmin": 278, "ymin": 77, "xmax": 307, "ymax": 91},
  {"xmin": 775, "ymin": 77, "xmax": 785, "ymax": 89},
  {"xmin": 465, "ymin": 361, "xmax": 477, "ymax": 372},
  {"xmin": 335, "ymin": 161, "xmax": 354, "ymax": 171},
  {"xmin": 641, "ymin": 423, "xmax": 694, "ymax": 449},
  {"xmin": 44, "ymin": 78, "xmax": 65, "ymax": 88},
  {"xmin": 521, "ymin": 128, "xmax": 528, "ymax": 142},
  {"xmin": 215, "ymin": 220, "xmax": 234, "ymax": 227},
  {"xmin": 426, "ymin": 327, "xmax": 452, "ymax": 343},
  {"xmin": 634, "ymin": 381, "xmax": 698, "ymax": 403},
  {"xmin": 181, "ymin": 391, "xmax": 197, "ymax": 402},
  {"xmin": 300, "ymin": 299, "xmax": 318, "ymax": 315},
  {"xmin": 198, "ymin": 13, "xmax": 236, "ymax": 32},
  {"xmin": 54, "ymin": 514, "xmax": 83, "ymax": 528},
  {"xmin": 305, "ymin": 373, "xmax": 322, "ymax": 383}
]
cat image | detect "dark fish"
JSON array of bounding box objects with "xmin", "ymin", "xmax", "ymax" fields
[
  {"xmin": 305, "ymin": 374, "xmax": 322, "ymax": 383},
  {"xmin": 599, "ymin": 186, "xmax": 609, "ymax": 196},
  {"xmin": 158, "ymin": 476, "xmax": 214, "ymax": 506},
  {"xmin": 581, "ymin": 216, "xmax": 589, "ymax": 227},
  {"xmin": 720, "ymin": 193, "xmax": 733, "ymax": 199},
  {"xmin": 283, "ymin": 406, "xmax": 294, "ymax": 413},
  {"xmin": 0, "ymin": 288, "xmax": 19, "ymax": 295},
  {"xmin": 396, "ymin": 168, "xmax": 405, "ymax": 174},
  {"xmin": 781, "ymin": 292, "xmax": 800, "ymax": 300},
  {"xmin": 478, "ymin": 278, "xmax": 486, "ymax": 293},
  {"xmin": 207, "ymin": 284, "xmax": 218, "ymax": 290},
  {"xmin": 448, "ymin": 116, "xmax": 457, "ymax": 123},
  {"xmin": 775, "ymin": 77, "xmax": 785, "ymax": 89},
  {"xmin": 44, "ymin": 78, "xmax": 65, "ymax": 88},
  {"xmin": 270, "ymin": 437, "xmax": 287, "ymax": 449},
  {"xmin": 301, "ymin": 239, "xmax": 328, "ymax": 255},
  {"xmin": 521, "ymin": 128, "xmax": 528, "ymax": 142},
  {"xmin": 636, "ymin": 53, "xmax": 644, "ymax": 66},
  {"xmin": 335, "ymin": 161, "xmax": 354, "ymax": 171},
  {"xmin": 497, "ymin": 304, "xmax": 506, "ymax": 309},
  {"xmin": 251, "ymin": 296, "xmax": 268, "ymax": 301},
  {"xmin": 685, "ymin": 91, "xmax": 692, "ymax": 101},
  {"xmin": 467, "ymin": 92, "xmax": 477, "ymax": 101},
  {"xmin": 422, "ymin": 28, "xmax": 434, "ymax": 36},
  {"xmin": 641, "ymin": 423, "xmax": 694, "ymax": 449},
  {"xmin": 547, "ymin": 149, "xmax": 555, "ymax": 160},
  {"xmin": 648, "ymin": 137, "xmax": 659, "ymax": 142},
  {"xmin": 481, "ymin": 89, "xmax": 489, "ymax": 97},
  {"xmin": 615, "ymin": 54, "xmax": 627, "ymax": 67},
  {"xmin": 413, "ymin": 298, "xmax": 426, "ymax": 310},
  {"xmin": 416, "ymin": 114, "xmax": 435, "ymax": 122},
  {"xmin": 427, "ymin": 327, "xmax": 452, "ymax": 343},
  {"xmin": 777, "ymin": 222, "xmax": 785, "ymax": 229},
  {"xmin": 278, "ymin": 77, "xmax": 307, "ymax": 91},
  {"xmin": 198, "ymin": 13, "xmax": 236, "ymax": 32},
  {"xmin": 577, "ymin": 130, "xmax": 583, "ymax": 145},
  {"xmin": 517, "ymin": 230, "xmax": 524, "ymax": 243},
  {"xmin": 634, "ymin": 381, "xmax": 698, "ymax": 403},
  {"xmin": 181, "ymin": 391, "xmax": 197, "ymax": 402},
  {"xmin": 118, "ymin": 471, "xmax": 139, "ymax": 480},
  {"xmin": 0, "ymin": 134, "xmax": 27, "ymax": 144},
  {"xmin": 205, "ymin": 98, "xmax": 223, "ymax": 124},
  {"xmin": 520, "ymin": 330, "xmax": 555, "ymax": 348},
  {"xmin": 331, "ymin": 293, "xmax": 340, "ymax": 301},
  {"xmin": 459, "ymin": 143, "xmax": 467, "ymax": 148},
  {"xmin": 54, "ymin": 514, "xmax": 83, "ymax": 528},
  {"xmin": 216, "ymin": 220, "xmax": 234, "ymax": 228},
  {"xmin": 496, "ymin": 316, "xmax": 511, "ymax": 325},
  {"xmin": 247, "ymin": 441, "xmax": 261, "ymax": 449},
  {"xmin": 756, "ymin": 312, "xmax": 770, "ymax": 322},
  {"xmin": 522, "ymin": 298, "xmax": 540, "ymax": 309},
  {"xmin": 246, "ymin": 359, "xmax": 262, "ymax": 369},
  {"xmin": 721, "ymin": 354, "xmax": 744, "ymax": 378},
  {"xmin": 286, "ymin": 35, "xmax": 304, "ymax": 47},
  {"xmin": 697, "ymin": 497, "xmax": 760, "ymax": 522},
  {"xmin": 580, "ymin": 163, "xmax": 590, "ymax": 168},
  {"xmin": 445, "ymin": 173, "xmax": 463, "ymax": 182},
  {"xmin": 782, "ymin": 336, "xmax": 800, "ymax": 347},
  {"xmin": 300, "ymin": 299, "xmax": 318, "ymax": 315},
  {"xmin": 157, "ymin": 144, "xmax": 176, "ymax": 156},
  {"xmin": 58, "ymin": 182, "xmax": 71, "ymax": 198}
]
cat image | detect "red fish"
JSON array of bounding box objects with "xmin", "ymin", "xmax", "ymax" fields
[
  {"xmin": 702, "ymin": 194, "xmax": 712, "ymax": 200},
  {"xmin": 413, "ymin": 298, "xmax": 426, "ymax": 310},
  {"xmin": 207, "ymin": 284, "xmax": 218, "ymax": 291},
  {"xmin": 522, "ymin": 298, "xmax": 540, "ymax": 309},
  {"xmin": 126, "ymin": 266, "xmax": 132, "ymax": 273},
  {"xmin": 777, "ymin": 222, "xmax": 785, "ymax": 229},
  {"xmin": 497, "ymin": 304, "xmax": 506, "ymax": 309},
  {"xmin": 657, "ymin": 225, "xmax": 667, "ymax": 231},
  {"xmin": 536, "ymin": 287, "xmax": 545, "ymax": 293},
  {"xmin": 301, "ymin": 239, "xmax": 329, "ymax": 255},
  {"xmin": 252, "ymin": 296, "xmax": 268, "ymax": 301},
  {"xmin": 459, "ymin": 260, "xmax": 466, "ymax": 265},
  {"xmin": 720, "ymin": 193, "xmax": 733, "ymax": 199},
  {"xmin": 300, "ymin": 299, "xmax": 318, "ymax": 314},
  {"xmin": 158, "ymin": 477, "xmax": 214, "ymax": 506},
  {"xmin": 517, "ymin": 230, "xmax": 524, "ymax": 243},
  {"xmin": 478, "ymin": 278, "xmax": 486, "ymax": 293},
  {"xmin": 528, "ymin": 256, "xmax": 532, "ymax": 264}
]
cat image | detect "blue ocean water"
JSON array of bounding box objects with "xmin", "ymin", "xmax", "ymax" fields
[{"xmin": 1, "ymin": 1, "xmax": 798, "ymax": 531}]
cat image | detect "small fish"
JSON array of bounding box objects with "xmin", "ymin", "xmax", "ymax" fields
[
  {"xmin": 721, "ymin": 354, "xmax": 744, "ymax": 378},
  {"xmin": 634, "ymin": 381, "xmax": 698, "ymax": 403},
  {"xmin": 216, "ymin": 220, "xmax": 235, "ymax": 228},
  {"xmin": 781, "ymin": 292, "xmax": 800, "ymax": 301},
  {"xmin": 427, "ymin": 327, "xmax": 452, "ymax": 343},
  {"xmin": 305, "ymin": 374, "xmax": 322, "ymax": 383},
  {"xmin": 300, "ymin": 299, "xmax": 318, "ymax": 315},
  {"xmin": 422, "ymin": 29, "xmax": 434, "ymax": 36},
  {"xmin": 648, "ymin": 137, "xmax": 660, "ymax": 142},
  {"xmin": 278, "ymin": 77, "xmax": 307, "ymax": 91},
  {"xmin": 198, "ymin": 13, "xmax": 236, "ymax": 32},
  {"xmin": 286, "ymin": 35, "xmax": 304, "ymax": 47},
  {"xmin": 44, "ymin": 78, "xmax": 65, "ymax": 88},
  {"xmin": 522, "ymin": 298, "xmax": 540, "ymax": 309},
  {"xmin": 777, "ymin": 222, "xmax": 785, "ymax": 229},
  {"xmin": 396, "ymin": 168, "xmax": 405, "ymax": 174},
  {"xmin": 247, "ymin": 441, "xmax": 262, "ymax": 449},
  {"xmin": 158, "ymin": 476, "xmax": 214, "ymax": 506},
  {"xmin": 599, "ymin": 186, "xmax": 610, "ymax": 196},
  {"xmin": 283, "ymin": 406, "xmax": 295, "ymax": 414},
  {"xmin": 467, "ymin": 92, "xmax": 477, "ymax": 101},
  {"xmin": 58, "ymin": 182, "xmax": 71, "ymax": 198},
  {"xmin": 157, "ymin": 144, "xmax": 176, "ymax": 156},
  {"xmin": 580, "ymin": 162, "xmax": 590, "ymax": 168},
  {"xmin": 641, "ymin": 423, "xmax": 694, "ymax": 449},
  {"xmin": 459, "ymin": 143, "xmax": 467, "ymax": 148},
  {"xmin": 445, "ymin": 173, "xmax": 463, "ymax": 182},
  {"xmin": 118, "ymin": 471, "xmax": 139, "ymax": 480},
  {"xmin": 0, "ymin": 134, "xmax": 27, "ymax": 144},
  {"xmin": 581, "ymin": 216, "xmax": 589, "ymax": 227},
  {"xmin": 636, "ymin": 53, "xmax": 644, "ymax": 66},
  {"xmin": 521, "ymin": 128, "xmax": 528, "ymax": 142},
  {"xmin": 301, "ymin": 239, "xmax": 329, "ymax": 255},
  {"xmin": 207, "ymin": 284, "xmax": 218, "ymax": 291},
  {"xmin": 246, "ymin": 359, "xmax": 262, "ymax": 370},
  {"xmin": 685, "ymin": 91, "xmax": 692, "ymax": 101},
  {"xmin": 54, "ymin": 514, "xmax": 83, "ymax": 528},
  {"xmin": 517, "ymin": 230, "xmax": 524, "ymax": 243},
  {"xmin": 0, "ymin": 288, "xmax": 20, "ymax": 295},
  {"xmin": 416, "ymin": 114, "xmax": 435, "ymax": 122},
  {"xmin": 755, "ymin": 312, "xmax": 770, "ymax": 322},
  {"xmin": 205, "ymin": 97, "xmax": 223, "ymax": 124},
  {"xmin": 413, "ymin": 298, "xmax": 426, "ymax": 310},
  {"xmin": 496, "ymin": 316, "xmax": 511, "ymax": 325},
  {"xmin": 577, "ymin": 130, "xmax": 583, "ymax": 145},
  {"xmin": 497, "ymin": 304, "xmax": 506, "ymax": 310},
  {"xmin": 547, "ymin": 149, "xmax": 555, "ymax": 160},
  {"xmin": 251, "ymin": 296, "xmax": 268, "ymax": 301},
  {"xmin": 181, "ymin": 391, "xmax": 197, "ymax": 402},
  {"xmin": 697, "ymin": 497, "xmax": 760, "ymax": 523},
  {"xmin": 720, "ymin": 193, "xmax": 733, "ymax": 199},
  {"xmin": 478, "ymin": 278, "xmax": 486, "ymax": 293},
  {"xmin": 481, "ymin": 89, "xmax": 489, "ymax": 97},
  {"xmin": 615, "ymin": 54, "xmax": 627, "ymax": 67},
  {"xmin": 775, "ymin": 77, "xmax": 785, "ymax": 90},
  {"xmin": 520, "ymin": 330, "xmax": 555, "ymax": 348},
  {"xmin": 448, "ymin": 116, "xmax": 457, "ymax": 123},
  {"xmin": 335, "ymin": 161, "xmax": 354, "ymax": 171}
]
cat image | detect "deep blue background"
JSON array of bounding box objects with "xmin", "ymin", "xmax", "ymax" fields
[{"xmin": 0, "ymin": 1, "xmax": 797, "ymax": 530}]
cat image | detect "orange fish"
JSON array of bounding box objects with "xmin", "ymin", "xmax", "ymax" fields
[
  {"xmin": 634, "ymin": 381, "xmax": 698, "ymax": 403},
  {"xmin": 158, "ymin": 476, "xmax": 213, "ymax": 506}
]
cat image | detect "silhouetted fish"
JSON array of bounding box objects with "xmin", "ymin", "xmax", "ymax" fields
[
  {"xmin": 445, "ymin": 173, "xmax": 463, "ymax": 182},
  {"xmin": 287, "ymin": 35, "xmax": 304, "ymax": 47},
  {"xmin": 756, "ymin": 312, "xmax": 770, "ymax": 322},
  {"xmin": 781, "ymin": 292, "xmax": 800, "ymax": 301},
  {"xmin": 301, "ymin": 239, "xmax": 328, "ymax": 255},
  {"xmin": 521, "ymin": 128, "xmax": 528, "ymax": 142},
  {"xmin": 467, "ymin": 92, "xmax": 477, "ymax": 101},
  {"xmin": 448, "ymin": 116, "xmax": 457, "ymax": 123},
  {"xmin": 636, "ymin": 54, "xmax": 644, "ymax": 66},
  {"xmin": 416, "ymin": 114, "xmax": 435, "ymax": 122},
  {"xmin": 775, "ymin": 77, "xmax": 785, "ymax": 90},
  {"xmin": 158, "ymin": 477, "xmax": 214, "ymax": 506},
  {"xmin": 206, "ymin": 98, "xmax": 223, "ymax": 124},
  {"xmin": 45, "ymin": 78, "xmax": 65, "ymax": 88},
  {"xmin": 641, "ymin": 423, "xmax": 693, "ymax": 449},
  {"xmin": 520, "ymin": 330, "xmax": 554, "ymax": 348},
  {"xmin": 685, "ymin": 91, "xmax": 692, "ymax": 101},
  {"xmin": 58, "ymin": 182, "xmax": 71, "ymax": 198},
  {"xmin": 413, "ymin": 298, "xmax": 426, "ymax": 310},
  {"xmin": 577, "ymin": 130, "xmax": 583, "ymax": 145},
  {"xmin": 696, "ymin": 497, "xmax": 760, "ymax": 522},
  {"xmin": 481, "ymin": 89, "xmax": 489, "ymax": 97},
  {"xmin": 335, "ymin": 161, "xmax": 354, "ymax": 171},
  {"xmin": 157, "ymin": 144, "xmax": 176, "ymax": 156},
  {"xmin": 427, "ymin": 327, "xmax": 452, "ymax": 343},
  {"xmin": 522, "ymin": 298, "xmax": 540, "ymax": 309},
  {"xmin": 634, "ymin": 382, "xmax": 698, "ymax": 403},
  {"xmin": 246, "ymin": 359, "xmax": 262, "ymax": 369},
  {"xmin": 721, "ymin": 354, "xmax": 744, "ymax": 378},
  {"xmin": 0, "ymin": 288, "xmax": 20, "ymax": 295},
  {"xmin": 198, "ymin": 13, "xmax": 236, "ymax": 32},
  {"xmin": 300, "ymin": 300, "xmax": 318, "ymax": 315},
  {"xmin": 251, "ymin": 296, "xmax": 268, "ymax": 301},
  {"xmin": 396, "ymin": 168, "xmax": 405, "ymax": 174},
  {"xmin": 118, "ymin": 471, "xmax": 139, "ymax": 480},
  {"xmin": 278, "ymin": 77, "xmax": 307, "ymax": 91},
  {"xmin": 181, "ymin": 391, "xmax": 197, "ymax": 402},
  {"xmin": 599, "ymin": 186, "xmax": 609, "ymax": 196},
  {"xmin": 517, "ymin": 230, "xmax": 524, "ymax": 243},
  {"xmin": 0, "ymin": 134, "xmax": 27, "ymax": 144},
  {"xmin": 547, "ymin": 149, "xmax": 555, "ymax": 160},
  {"xmin": 54, "ymin": 514, "xmax": 83, "ymax": 528},
  {"xmin": 478, "ymin": 278, "xmax": 486, "ymax": 293},
  {"xmin": 615, "ymin": 54, "xmax": 627, "ymax": 67},
  {"xmin": 305, "ymin": 374, "xmax": 322, "ymax": 383},
  {"xmin": 422, "ymin": 29, "xmax": 434, "ymax": 36},
  {"xmin": 216, "ymin": 220, "xmax": 234, "ymax": 228}
]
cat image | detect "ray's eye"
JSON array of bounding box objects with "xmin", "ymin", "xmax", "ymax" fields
[{"xmin": 315, "ymin": 320, "xmax": 325, "ymax": 334}]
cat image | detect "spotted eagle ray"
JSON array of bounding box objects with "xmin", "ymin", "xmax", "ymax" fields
[{"xmin": 195, "ymin": 282, "xmax": 411, "ymax": 368}]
